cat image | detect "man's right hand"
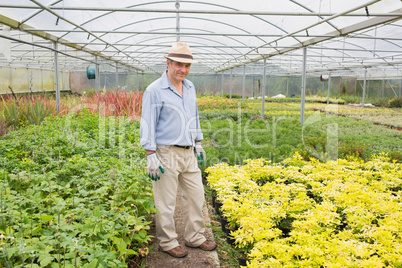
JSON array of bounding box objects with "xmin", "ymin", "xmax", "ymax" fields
[{"xmin": 147, "ymin": 153, "xmax": 164, "ymax": 181}]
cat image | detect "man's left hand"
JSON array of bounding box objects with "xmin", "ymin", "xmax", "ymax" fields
[{"xmin": 195, "ymin": 142, "xmax": 206, "ymax": 165}]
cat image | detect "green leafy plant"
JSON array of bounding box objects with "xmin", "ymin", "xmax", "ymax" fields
[
  {"xmin": 0, "ymin": 111, "xmax": 153, "ymax": 267},
  {"xmin": 388, "ymin": 97, "xmax": 402, "ymax": 108},
  {"xmin": 1, "ymin": 94, "xmax": 63, "ymax": 131}
]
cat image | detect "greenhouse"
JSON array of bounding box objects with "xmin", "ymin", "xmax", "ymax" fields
[{"xmin": 0, "ymin": 0, "xmax": 402, "ymax": 267}]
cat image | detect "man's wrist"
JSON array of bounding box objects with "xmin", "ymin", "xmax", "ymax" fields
[{"xmin": 146, "ymin": 150, "xmax": 156, "ymax": 155}]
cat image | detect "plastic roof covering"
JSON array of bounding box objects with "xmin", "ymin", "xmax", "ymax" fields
[{"xmin": 0, "ymin": 0, "xmax": 401, "ymax": 78}]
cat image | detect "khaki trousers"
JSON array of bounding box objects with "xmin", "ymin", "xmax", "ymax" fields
[{"xmin": 153, "ymin": 145, "xmax": 206, "ymax": 251}]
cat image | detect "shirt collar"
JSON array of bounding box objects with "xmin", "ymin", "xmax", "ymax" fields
[{"xmin": 161, "ymin": 70, "xmax": 192, "ymax": 91}]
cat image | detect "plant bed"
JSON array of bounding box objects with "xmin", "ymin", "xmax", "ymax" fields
[
  {"xmin": 204, "ymin": 186, "xmax": 244, "ymax": 268},
  {"xmin": 0, "ymin": 111, "xmax": 154, "ymax": 267},
  {"xmin": 206, "ymin": 155, "xmax": 402, "ymax": 267}
]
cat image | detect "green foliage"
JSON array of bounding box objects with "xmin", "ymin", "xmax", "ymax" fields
[
  {"xmin": 338, "ymin": 140, "xmax": 369, "ymax": 160},
  {"xmin": 0, "ymin": 111, "xmax": 153, "ymax": 267},
  {"xmin": 222, "ymin": 93, "xmax": 242, "ymax": 99},
  {"xmin": 388, "ymin": 97, "xmax": 402, "ymax": 108},
  {"xmin": 197, "ymin": 96, "xmax": 240, "ymax": 110},
  {"xmin": 1, "ymin": 99, "xmax": 21, "ymax": 129},
  {"xmin": 341, "ymin": 95, "xmax": 394, "ymax": 107},
  {"xmin": 0, "ymin": 120, "xmax": 7, "ymax": 137},
  {"xmin": 199, "ymin": 101, "xmax": 402, "ymax": 174},
  {"xmin": 200, "ymin": 116, "xmax": 301, "ymax": 174},
  {"xmin": 264, "ymin": 97, "xmax": 345, "ymax": 105},
  {"xmin": 23, "ymin": 99, "xmax": 57, "ymax": 126},
  {"xmin": 1, "ymin": 95, "xmax": 60, "ymax": 131},
  {"xmin": 387, "ymin": 149, "xmax": 402, "ymax": 163}
]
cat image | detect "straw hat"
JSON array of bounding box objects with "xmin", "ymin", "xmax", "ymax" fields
[{"xmin": 164, "ymin": 42, "xmax": 197, "ymax": 63}]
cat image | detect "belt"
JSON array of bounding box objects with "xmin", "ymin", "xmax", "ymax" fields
[{"xmin": 173, "ymin": 145, "xmax": 192, "ymax": 149}]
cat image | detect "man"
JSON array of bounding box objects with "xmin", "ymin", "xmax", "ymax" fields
[{"xmin": 140, "ymin": 42, "xmax": 217, "ymax": 258}]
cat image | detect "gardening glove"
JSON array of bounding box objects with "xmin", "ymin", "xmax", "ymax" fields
[
  {"xmin": 147, "ymin": 153, "xmax": 164, "ymax": 181},
  {"xmin": 195, "ymin": 142, "xmax": 206, "ymax": 166}
]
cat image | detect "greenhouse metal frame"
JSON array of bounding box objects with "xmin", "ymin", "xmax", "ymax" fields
[{"xmin": 0, "ymin": 0, "xmax": 401, "ymax": 118}]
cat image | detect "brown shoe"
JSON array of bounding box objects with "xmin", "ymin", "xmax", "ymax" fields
[
  {"xmin": 162, "ymin": 246, "xmax": 189, "ymax": 258},
  {"xmin": 186, "ymin": 240, "xmax": 217, "ymax": 251}
]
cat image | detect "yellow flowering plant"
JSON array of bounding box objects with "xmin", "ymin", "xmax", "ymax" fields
[{"xmin": 206, "ymin": 154, "xmax": 402, "ymax": 267}]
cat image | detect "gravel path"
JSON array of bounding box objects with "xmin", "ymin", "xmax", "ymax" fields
[{"xmin": 145, "ymin": 188, "xmax": 220, "ymax": 268}]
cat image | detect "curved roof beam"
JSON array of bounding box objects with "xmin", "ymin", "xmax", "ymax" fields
[
  {"xmin": 20, "ymin": 0, "xmax": 62, "ymax": 26},
  {"xmin": 314, "ymin": 39, "xmax": 370, "ymax": 66},
  {"xmin": 273, "ymin": 48, "xmax": 343, "ymax": 71},
  {"xmin": 0, "ymin": 32, "xmax": 96, "ymax": 65},
  {"xmin": 3, "ymin": 3, "xmax": 401, "ymax": 17},
  {"xmin": 114, "ymin": 35, "xmax": 240, "ymax": 67},
  {"xmin": 99, "ymin": 16, "xmax": 254, "ymax": 59},
  {"xmin": 7, "ymin": 33, "xmax": 90, "ymax": 69},
  {"xmin": 324, "ymin": 38, "xmax": 387, "ymax": 63},
  {"xmin": 130, "ymin": 40, "xmax": 226, "ymax": 62},
  {"xmin": 289, "ymin": 0, "xmax": 340, "ymax": 33},
  {"xmin": 115, "ymin": 27, "xmax": 236, "ymax": 63},
  {"xmin": 215, "ymin": 0, "xmax": 392, "ymax": 72},
  {"xmin": 350, "ymin": 23, "xmax": 402, "ymax": 51},
  {"xmin": 139, "ymin": 40, "xmax": 235, "ymax": 66},
  {"xmin": 182, "ymin": 0, "xmax": 301, "ymax": 51},
  {"xmin": 56, "ymin": 1, "xmax": 291, "ymax": 59},
  {"xmin": 27, "ymin": 0, "xmax": 153, "ymax": 72},
  {"xmin": 102, "ymin": 16, "xmax": 253, "ymax": 48}
]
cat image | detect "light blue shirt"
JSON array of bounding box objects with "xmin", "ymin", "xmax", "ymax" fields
[{"xmin": 140, "ymin": 71, "xmax": 203, "ymax": 151}]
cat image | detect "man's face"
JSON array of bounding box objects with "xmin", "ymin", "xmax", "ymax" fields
[{"xmin": 167, "ymin": 60, "xmax": 191, "ymax": 83}]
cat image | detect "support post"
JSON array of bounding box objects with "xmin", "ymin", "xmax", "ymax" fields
[
  {"xmin": 221, "ymin": 71, "xmax": 224, "ymax": 95},
  {"xmin": 327, "ymin": 73, "xmax": 331, "ymax": 105},
  {"xmin": 53, "ymin": 41, "xmax": 60, "ymax": 114},
  {"xmin": 175, "ymin": 0, "xmax": 180, "ymax": 42},
  {"xmin": 128, "ymin": 69, "xmax": 131, "ymax": 90},
  {"xmin": 266, "ymin": 74, "xmax": 270, "ymax": 97},
  {"xmin": 286, "ymin": 77, "xmax": 289, "ymax": 96},
  {"xmin": 136, "ymin": 71, "xmax": 139, "ymax": 91},
  {"xmin": 215, "ymin": 73, "xmax": 217, "ymax": 93},
  {"xmin": 116, "ymin": 63, "xmax": 119, "ymax": 89},
  {"xmin": 300, "ymin": 47, "xmax": 307, "ymax": 125},
  {"xmin": 262, "ymin": 58, "xmax": 266, "ymax": 118},
  {"xmin": 251, "ymin": 67, "xmax": 255, "ymax": 98},
  {"xmin": 400, "ymin": 78, "xmax": 402, "ymax": 97},
  {"xmin": 230, "ymin": 69, "xmax": 233, "ymax": 99},
  {"xmin": 242, "ymin": 65, "xmax": 246, "ymax": 102},
  {"xmin": 95, "ymin": 55, "xmax": 100, "ymax": 92},
  {"xmin": 382, "ymin": 79, "xmax": 385, "ymax": 98},
  {"xmin": 362, "ymin": 68, "xmax": 367, "ymax": 108},
  {"xmin": 141, "ymin": 72, "xmax": 144, "ymax": 91},
  {"xmin": 322, "ymin": 79, "xmax": 325, "ymax": 94}
]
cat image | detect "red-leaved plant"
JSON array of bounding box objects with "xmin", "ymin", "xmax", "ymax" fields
[{"xmin": 81, "ymin": 90, "xmax": 143, "ymax": 121}]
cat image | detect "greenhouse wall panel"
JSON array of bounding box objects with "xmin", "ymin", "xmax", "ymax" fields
[{"xmin": 0, "ymin": 67, "xmax": 70, "ymax": 94}]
